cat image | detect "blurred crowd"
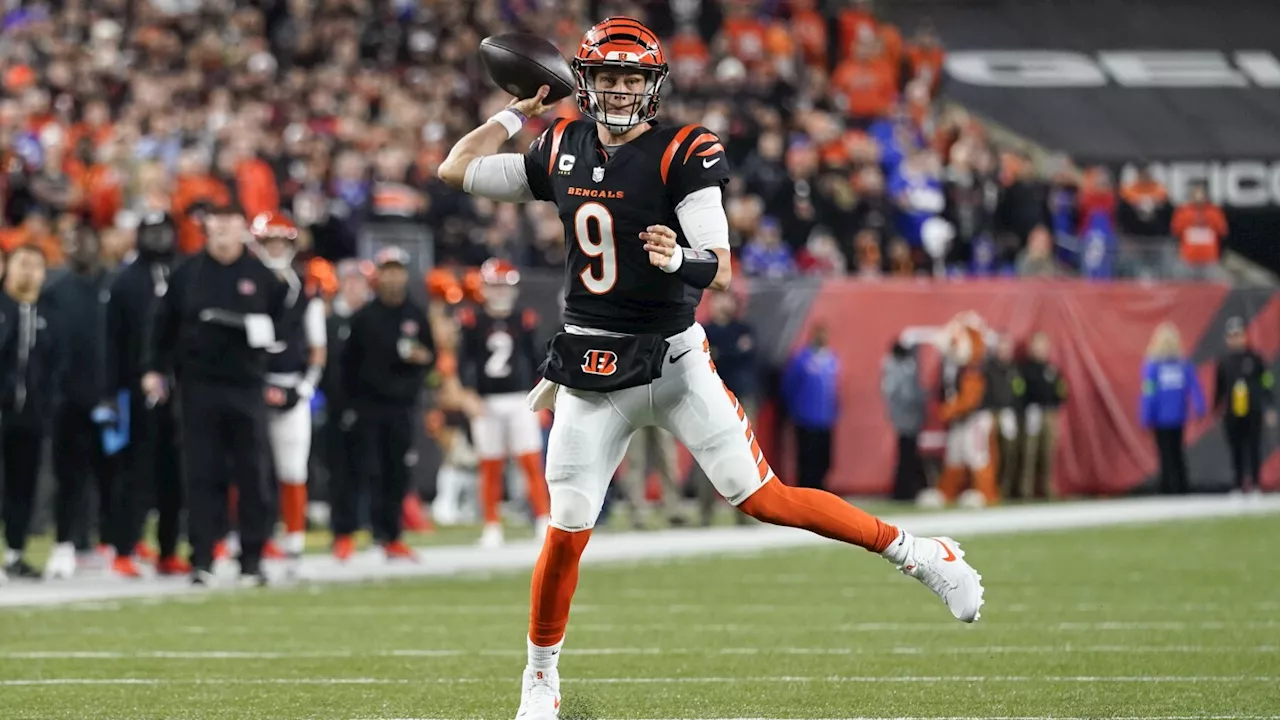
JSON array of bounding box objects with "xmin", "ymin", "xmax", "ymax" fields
[{"xmin": 0, "ymin": 0, "xmax": 1233, "ymax": 286}]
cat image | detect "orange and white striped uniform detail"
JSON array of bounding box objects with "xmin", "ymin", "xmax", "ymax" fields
[{"xmin": 541, "ymin": 323, "xmax": 770, "ymax": 532}]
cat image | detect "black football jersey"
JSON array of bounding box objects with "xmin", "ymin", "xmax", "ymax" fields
[
  {"xmin": 524, "ymin": 119, "xmax": 731, "ymax": 336},
  {"xmin": 456, "ymin": 304, "xmax": 541, "ymax": 396},
  {"xmin": 267, "ymin": 271, "xmax": 317, "ymax": 376}
]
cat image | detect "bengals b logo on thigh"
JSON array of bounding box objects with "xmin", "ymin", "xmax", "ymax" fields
[{"xmin": 581, "ymin": 349, "xmax": 619, "ymax": 376}]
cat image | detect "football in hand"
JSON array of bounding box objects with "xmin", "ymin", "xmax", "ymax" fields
[{"xmin": 479, "ymin": 33, "xmax": 576, "ymax": 103}]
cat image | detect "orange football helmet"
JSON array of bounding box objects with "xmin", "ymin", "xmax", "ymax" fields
[{"xmin": 572, "ymin": 17, "xmax": 669, "ymax": 134}]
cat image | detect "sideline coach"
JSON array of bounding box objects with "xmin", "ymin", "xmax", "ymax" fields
[
  {"xmin": 342, "ymin": 247, "xmax": 435, "ymax": 557},
  {"xmin": 143, "ymin": 199, "xmax": 287, "ymax": 585}
]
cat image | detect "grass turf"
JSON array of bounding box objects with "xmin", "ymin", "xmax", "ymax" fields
[{"xmin": 0, "ymin": 514, "xmax": 1277, "ymax": 719}]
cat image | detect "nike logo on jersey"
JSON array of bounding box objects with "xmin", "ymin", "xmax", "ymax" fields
[
  {"xmin": 702, "ymin": 157, "xmax": 721, "ymax": 168},
  {"xmin": 669, "ymin": 349, "xmax": 693, "ymax": 364}
]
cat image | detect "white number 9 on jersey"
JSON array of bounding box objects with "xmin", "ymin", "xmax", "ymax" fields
[{"xmin": 574, "ymin": 202, "xmax": 617, "ymax": 295}]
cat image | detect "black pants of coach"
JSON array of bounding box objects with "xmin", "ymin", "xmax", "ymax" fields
[
  {"xmin": 354, "ymin": 402, "xmax": 413, "ymax": 544},
  {"xmin": 892, "ymin": 433, "xmax": 926, "ymax": 501},
  {"xmin": 1225, "ymin": 417, "xmax": 1263, "ymax": 491},
  {"xmin": 1154, "ymin": 425, "xmax": 1189, "ymax": 495},
  {"xmin": 53, "ymin": 403, "xmax": 114, "ymax": 549},
  {"xmin": 113, "ymin": 391, "xmax": 184, "ymax": 559},
  {"xmin": 794, "ymin": 425, "xmax": 833, "ymax": 491},
  {"xmin": 328, "ymin": 405, "xmax": 366, "ymax": 537},
  {"xmin": 2, "ymin": 422, "xmax": 44, "ymax": 552},
  {"xmin": 181, "ymin": 381, "xmax": 272, "ymax": 571}
]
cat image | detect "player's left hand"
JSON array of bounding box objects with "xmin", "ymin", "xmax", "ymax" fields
[{"xmin": 641, "ymin": 225, "xmax": 678, "ymax": 269}]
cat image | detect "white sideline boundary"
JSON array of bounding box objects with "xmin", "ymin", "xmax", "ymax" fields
[{"xmin": 1, "ymin": 494, "xmax": 1277, "ymax": 609}]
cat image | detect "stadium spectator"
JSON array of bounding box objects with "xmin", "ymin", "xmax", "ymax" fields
[
  {"xmin": 1118, "ymin": 167, "xmax": 1172, "ymax": 238},
  {"xmin": 996, "ymin": 154, "xmax": 1050, "ymax": 244},
  {"xmin": 882, "ymin": 338, "xmax": 926, "ymax": 501},
  {"xmin": 782, "ymin": 322, "xmax": 840, "ymax": 491},
  {"xmin": 1171, "ymin": 181, "xmax": 1229, "ymax": 275},
  {"xmin": 1019, "ymin": 331, "xmax": 1066, "ymax": 499},
  {"xmin": 741, "ymin": 216, "xmax": 796, "ymax": 278},
  {"xmin": 1140, "ymin": 323, "xmax": 1205, "ymax": 495},
  {"xmin": 1016, "ymin": 226, "xmax": 1061, "ymax": 278}
]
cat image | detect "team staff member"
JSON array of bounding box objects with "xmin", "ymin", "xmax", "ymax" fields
[
  {"xmin": 0, "ymin": 245, "xmax": 62, "ymax": 581},
  {"xmin": 1214, "ymin": 317, "xmax": 1276, "ymax": 494},
  {"xmin": 102, "ymin": 212, "xmax": 188, "ymax": 578},
  {"xmin": 342, "ymin": 247, "xmax": 434, "ymax": 561},
  {"xmin": 42, "ymin": 228, "xmax": 114, "ymax": 580},
  {"xmin": 143, "ymin": 199, "xmax": 287, "ymax": 586},
  {"xmin": 324, "ymin": 260, "xmax": 371, "ymax": 561}
]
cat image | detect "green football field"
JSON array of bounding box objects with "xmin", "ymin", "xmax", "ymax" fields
[{"xmin": 1, "ymin": 514, "xmax": 1278, "ymax": 719}]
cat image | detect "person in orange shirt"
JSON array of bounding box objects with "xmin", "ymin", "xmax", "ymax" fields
[
  {"xmin": 669, "ymin": 23, "xmax": 712, "ymax": 85},
  {"xmin": 720, "ymin": 2, "xmax": 770, "ymax": 70},
  {"xmin": 171, "ymin": 145, "xmax": 231, "ymax": 255},
  {"xmin": 839, "ymin": 0, "xmax": 903, "ymax": 73},
  {"xmin": 0, "ymin": 210, "xmax": 64, "ymax": 267},
  {"xmin": 833, "ymin": 39, "xmax": 899, "ymax": 123},
  {"xmin": 790, "ymin": 0, "xmax": 830, "ymax": 71},
  {"xmin": 906, "ymin": 23, "xmax": 946, "ymax": 96},
  {"xmin": 1171, "ymin": 182, "xmax": 1229, "ymax": 269}
]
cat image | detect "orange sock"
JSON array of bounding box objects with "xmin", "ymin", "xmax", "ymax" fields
[
  {"xmin": 279, "ymin": 483, "xmax": 307, "ymax": 534},
  {"xmin": 529, "ymin": 527, "xmax": 592, "ymax": 646},
  {"xmin": 737, "ymin": 478, "xmax": 900, "ymax": 552},
  {"xmin": 936, "ymin": 465, "xmax": 967, "ymax": 501},
  {"xmin": 973, "ymin": 464, "xmax": 1000, "ymax": 505},
  {"xmin": 227, "ymin": 485, "xmax": 239, "ymax": 527},
  {"xmin": 479, "ymin": 459, "xmax": 505, "ymax": 524},
  {"xmin": 517, "ymin": 452, "xmax": 550, "ymax": 518}
]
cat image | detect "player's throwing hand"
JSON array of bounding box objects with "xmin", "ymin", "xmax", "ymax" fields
[
  {"xmin": 641, "ymin": 225, "xmax": 679, "ymax": 270},
  {"xmin": 508, "ymin": 85, "xmax": 558, "ymax": 119}
]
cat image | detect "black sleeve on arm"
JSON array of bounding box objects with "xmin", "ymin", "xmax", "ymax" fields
[
  {"xmin": 523, "ymin": 119, "xmax": 568, "ymax": 203},
  {"xmin": 144, "ymin": 260, "xmax": 186, "ymax": 376},
  {"xmin": 665, "ymin": 125, "xmax": 732, "ymax": 205},
  {"xmin": 674, "ymin": 248, "xmax": 720, "ymax": 289}
]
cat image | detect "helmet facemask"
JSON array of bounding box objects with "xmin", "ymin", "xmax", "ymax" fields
[{"xmin": 574, "ymin": 64, "xmax": 666, "ymax": 135}]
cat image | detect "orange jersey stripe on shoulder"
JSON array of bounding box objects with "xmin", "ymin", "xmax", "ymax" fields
[
  {"xmin": 547, "ymin": 119, "xmax": 570, "ymax": 176},
  {"xmin": 661, "ymin": 125, "xmax": 699, "ymax": 185},
  {"xmin": 682, "ymin": 132, "xmax": 719, "ymax": 163}
]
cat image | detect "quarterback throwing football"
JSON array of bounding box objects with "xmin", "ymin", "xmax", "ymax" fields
[{"xmin": 439, "ymin": 17, "xmax": 985, "ymax": 719}]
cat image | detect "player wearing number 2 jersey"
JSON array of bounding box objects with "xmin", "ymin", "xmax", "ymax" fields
[
  {"xmin": 456, "ymin": 259, "xmax": 551, "ymax": 548},
  {"xmin": 438, "ymin": 17, "xmax": 985, "ymax": 720}
]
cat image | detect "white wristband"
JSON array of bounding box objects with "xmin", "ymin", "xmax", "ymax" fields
[
  {"xmin": 660, "ymin": 246, "xmax": 684, "ymax": 274},
  {"xmin": 488, "ymin": 109, "xmax": 526, "ymax": 140}
]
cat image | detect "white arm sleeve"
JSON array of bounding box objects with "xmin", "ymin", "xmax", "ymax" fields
[
  {"xmin": 304, "ymin": 296, "xmax": 327, "ymax": 349},
  {"xmin": 462, "ymin": 153, "xmax": 536, "ymax": 203},
  {"xmin": 674, "ymin": 186, "xmax": 730, "ymax": 251}
]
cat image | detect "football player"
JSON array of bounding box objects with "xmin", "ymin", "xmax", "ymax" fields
[
  {"xmin": 456, "ymin": 258, "xmax": 551, "ymax": 548},
  {"xmin": 438, "ymin": 17, "xmax": 986, "ymax": 718},
  {"xmin": 250, "ymin": 211, "xmax": 326, "ymax": 569}
]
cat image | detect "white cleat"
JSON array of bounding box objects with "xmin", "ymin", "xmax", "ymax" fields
[
  {"xmin": 898, "ymin": 535, "xmax": 984, "ymax": 622},
  {"xmin": 479, "ymin": 522, "xmax": 505, "ymax": 549},
  {"xmin": 43, "ymin": 542, "xmax": 77, "ymax": 580},
  {"xmin": 514, "ymin": 666, "xmax": 561, "ymax": 719}
]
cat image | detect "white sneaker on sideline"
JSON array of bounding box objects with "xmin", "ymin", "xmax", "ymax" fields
[
  {"xmin": 479, "ymin": 522, "xmax": 505, "ymax": 549},
  {"xmin": 44, "ymin": 542, "xmax": 77, "ymax": 580}
]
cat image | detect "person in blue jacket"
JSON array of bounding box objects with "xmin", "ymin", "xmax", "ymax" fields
[
  {"xmin": 1140, "ymin": 322, "xmax": 1206, "ymax": 494},
  {"xmin": 782, "ymin": 322, "xmax": 840, "ymax": 490}
]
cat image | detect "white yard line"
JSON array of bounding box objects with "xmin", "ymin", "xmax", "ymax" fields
[
  {"xmin": 0, "ymin": 675, "xmax": 1275, "ymax": 686},
  {"xmin": 1, "ymin": 494, "xmax": 1278, "ymax": 609},
  {"xmin": 2, "ymin": 645, "xmax": 1276, "ymax": 660}
]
